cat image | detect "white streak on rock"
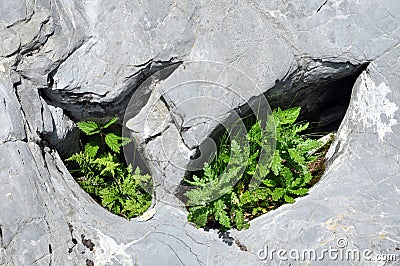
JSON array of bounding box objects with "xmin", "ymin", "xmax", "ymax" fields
[
  {"xmin": 94, "ymin": 229, "xmax": 151, "ymax": 266},
  {"xmin": 353, "ymin": 72, "xmax": 398, "ymax": 141}
]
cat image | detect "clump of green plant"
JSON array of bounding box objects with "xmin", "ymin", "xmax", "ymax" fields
[
  {"xmin": 184, "ymin": 107, "xmax": 331, "ymax": 230},
  {"xmin": 66, "ymin": 118, "xmax": 152, "ymax": 219}
]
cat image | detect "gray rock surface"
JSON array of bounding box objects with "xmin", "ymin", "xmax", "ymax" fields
[{"xmin": 0, "ymin": 0, "xmax": 399, "ymax": 265}]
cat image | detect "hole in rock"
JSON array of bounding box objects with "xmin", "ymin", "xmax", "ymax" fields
[
  {"xmin": 47, "ymin": 61, "xmax": 183, "ymax": 220},
  {"xmin": 181, "ymin": 60, "xmax": 369, "ymax": 231}
]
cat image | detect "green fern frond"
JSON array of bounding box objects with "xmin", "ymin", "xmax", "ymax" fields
[
  {"xmin": 77, "ymin": 121, "xmax": 100, "ymax": 135},
  {"xmin": 84, "ymin": 142, "xmax": 99, "ymax": 158},
  {"xmin": 184, "ymin": 106, "xmax": 331, "ymax": 231},
  {"xmin": 102, "ymin": 117, "xmax": 118, "ymax": 129},
  {"xmin": 66, "ymin": 117, "xmax": 152, "ymax": 219},
  {"xmin": 105, "ymin": 133, "xmax": 122, "ymax": 153}
]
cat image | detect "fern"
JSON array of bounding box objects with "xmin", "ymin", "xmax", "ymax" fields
[
  {"xmin": 77, "ymin": 121, "xmax": 100, "ymax": 135},
  {"xmin": 213, "ymin": 199, "xmax": 231, "ymax": 230},
  {"xmin": 66, "ymin": 118, "xmax": 151, "ymax": 219},
  {"xmin": 185, "ymin": 107, "xmax": 332, "ymax": 230},
  {"xmin": 188, "ymin": 206, "xmax": 210, "ymax": 227},
  {"xmin": 84, "ymin": 142, "xmax": 99, "ymax": 158}
]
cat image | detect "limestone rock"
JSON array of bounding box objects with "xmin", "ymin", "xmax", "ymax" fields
[{"xmin": 0, "ymin": 0, "xmax": 399, "ymax": 265}]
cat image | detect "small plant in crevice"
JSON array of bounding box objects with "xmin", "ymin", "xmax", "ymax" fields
[
  {"xmin": 65, "ymin": 118, "xmax": 152, "ymax": 219},
  {"xmin": 184, "ymin": 107, "xmax": 333, "ymax": 231}
]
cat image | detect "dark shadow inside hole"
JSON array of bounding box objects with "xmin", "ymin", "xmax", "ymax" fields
[
  {"xmin": 265, "ymin": 61, "xmax": 369, "ymax": 134},
  {"xmin": 40, "ymin": 60, "xmax": 182, "ymax": 122}
]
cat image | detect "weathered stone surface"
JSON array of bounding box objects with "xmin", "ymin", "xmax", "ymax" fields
[
  {"xmin": 0, "ymin": 0, "xmax": 399, "ymax": 265},
  {"xmin": 0, "ymin": 75, "xmax": 26, "ymax": 144},
  {"xmin": 45, "ymin": 104, "xmax": 80, "ymax": 158}
]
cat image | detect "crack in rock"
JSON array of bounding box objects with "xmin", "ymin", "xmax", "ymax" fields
[{"xmin": 41, "ymin": 58, "xmax": 181, "ymax": 121}]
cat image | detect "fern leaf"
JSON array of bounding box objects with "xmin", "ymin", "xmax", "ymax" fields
[
  {"xmin": 232, "ymin": 207, "xmax": 248, "ymax": 230},
  {"xmin": 213, "ymin": 199, "xmax": 231, "ymax": 230},
  {"xmin": 290, "ymin": 187, "xmax": 308, "ymax": 196},
  {"xmin": 77, "ymin": 121, "xmax": 100, "ymax": 135},
  {"xmin": 105, "ymin": 133, "xmax": 121, "ymax": 153},
  {"xmin": 94, "ymin": 154, "xmax": 120, "ymax": 177},
  {"xmin": 123, "ymin": 197, "xmax": 151, "ymax": 219},
  {"xmin": 65, "ymin": 152, "xmax": 82, "ymax": 163},
  {"xmin": 131, "ymin": 170, "xmax": 152, "ymax": 185},
  {"xmin": 84, "ymin": 142, "xmax": 99, "ymax": 158},
  {"xmin": 272, "ymin": 188, "xmax": 285, "ymax": 201},
  {"xmin": 293, "ymin": 122, "xmax": 309, "ymax": 133},
  {"xmin": 247, "ymin": 121, "xmax": 262, "ymax": 145},
  {"xmin": 262, "ymin": 179, "xmax": 277, "ymax": 187},
  {"xmin": 297, "ymin": 139, "xmax": 322, "ymax": 155},
  {"xmin": 203, "ymin": 162, "xmax": 215, "ymax": 180},
  {"xmin": 290, "ymin": 177, "xmax": 303, "ymax": 188},
  {"xmin": 284, "ymin": 194, "xmax": 295, "ymax": 203},
  {"xmin": 188, "ymin": 206, "xmax": 210, "ymax": 227},
  {"xmin": 102, "ymin": 117, "xmax": 118, "ymax": 129},
  {"xmin": 288, "ymin": 148, "xmax": 305, "ymax": 165},
  {"xmin": 185, "ymin": 186, "xmax": 212, "ymax": 206},
  {"xmin": 274, "ymin": 107, "xmax": 301, "ymax": 125},
  {"xmin": 302, "ymin": 168, "xmax": 313, "ymax": 184},
  {"xmin": 99, "ymin": 186, "xmax": 119, "ymax": 208},
  {"xmin": 270, "ymin": 150, "xmax": 283, "ymax": 175},
  {"xmin": 184, "ymin": 176, "xmax": 206, "ymax": 187},
  {"xmin": 280, "ymin": 166, "xmax": 294, "ymax": 185}
]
